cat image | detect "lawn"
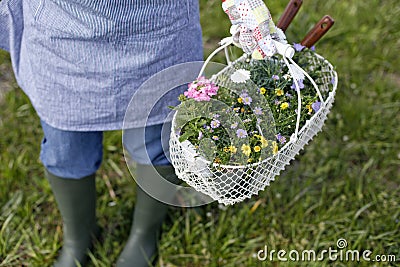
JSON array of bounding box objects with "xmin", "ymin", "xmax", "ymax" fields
[{"xmin": 0, "ymin": 0, "xmax": 399, "ymax": 266}]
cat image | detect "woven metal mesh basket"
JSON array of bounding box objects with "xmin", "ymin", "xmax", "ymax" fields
[{"xmin": 170, "ymin": 47, "xmax": 337, "ymax": 205}]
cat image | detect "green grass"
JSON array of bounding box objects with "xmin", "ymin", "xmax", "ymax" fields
[{"xmin": 1, "ymin": 0, "xmax": 399, "ymax": 266}]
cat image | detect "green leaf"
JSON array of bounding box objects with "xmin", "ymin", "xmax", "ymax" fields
[{"xmin": 178, "ymin": 132, "xmax": 192, "ymax": 143}]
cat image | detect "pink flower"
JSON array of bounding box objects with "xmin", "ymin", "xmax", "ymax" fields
[
  {"xmin": 184, "ymin": 76, "xmax": 219, "ymax": 102},
  {"xmin": 196, "ymin": 94, "xmax": 211, "ymax": 101}
]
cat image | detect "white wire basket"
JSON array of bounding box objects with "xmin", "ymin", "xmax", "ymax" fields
[{"xmin": 169, "ymin": 39, "xmax": 338, "ymax": 205}]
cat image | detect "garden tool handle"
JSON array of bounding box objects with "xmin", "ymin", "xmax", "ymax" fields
[
  {"xmin": 301, "ymin": 15, "xmax": 334, "ymax": 48},
  {"xmin": 277, "ymin": 0, "xmax": 303, "ymax": 32}
]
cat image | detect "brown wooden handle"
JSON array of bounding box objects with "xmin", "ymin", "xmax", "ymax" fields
[
  {"xmin": 301, "ymin": 15, "xmax": 335, "ymax": 48},
  {"xmin": 277, "ymin": 0, "xmax": 303, "ymax": 32}
]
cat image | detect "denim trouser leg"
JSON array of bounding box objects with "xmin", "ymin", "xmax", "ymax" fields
[
  {"xmin": 40, "ymin": 120, "xmax": 104, "ymax": 179},
  {"xmin": 122, "ymin": 122, "xmax": 171, "ymax": 167},
  {"xmin": 40, "ymin": 120, "xmax": 171, "ymax": 179}
]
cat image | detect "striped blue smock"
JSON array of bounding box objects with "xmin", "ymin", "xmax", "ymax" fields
[{"xmin": 0, "ymin": 0, "xmax": 203, "ymax": 131}]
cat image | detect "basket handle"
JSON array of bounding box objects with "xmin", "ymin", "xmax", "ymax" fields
[
  {"xmin": 198, "ymin": 38, "xmax": 326, "ymax": 141},
  {"xmin": 252, "ymin": 40, "xmax": 326, "ymax": 141},
  {"xmin": 198, "ymin": 37, "xmax": 234, "ymax": 78},
  {"xmin": 198, "ymin": 37, "xmax": 296, "ymax": 78},
  {"xmin": 283, "ymin": 53, "xmax": 326, "ymax": 141}
]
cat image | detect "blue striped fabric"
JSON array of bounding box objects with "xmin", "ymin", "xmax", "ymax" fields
[{"xmin": 0, "ymin": 0, "xmax": 203, "ymax": 131}]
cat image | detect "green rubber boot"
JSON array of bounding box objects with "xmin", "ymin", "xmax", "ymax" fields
[
  {"xmin": 116, "ymin": 164, "xmax": 181, "ymax": 267},
  {"xmin": 46, "ymin": 170, "xmax": 100, "ymax": 267}
]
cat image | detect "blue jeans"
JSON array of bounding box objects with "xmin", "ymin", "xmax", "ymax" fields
[{"xmin": 40, "ymin": 120, "xmax": 171, "ymax": 179}]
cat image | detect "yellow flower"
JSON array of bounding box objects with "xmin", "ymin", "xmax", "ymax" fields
[
  {"xmin": 260, "ymin": 87, "xmax": 266, "ymax": 95},
  {"xmin": 241, "ymin": 107, "xmax": 245, "ymax": 113},
  {"xmin": 229, "ymin": 146, "xmax": 237, "ymax": 154},
  {"xmin": 272, "ymin": 141, "xmax": 279, "ymax": 155},
  {"xmin": 275, "ymin": 88, "xmax": 284, "ymax": 96},
  {"xmin": 237, "ymin": 97, "xmax": 243, "ymax": 103},
  {"xmin": 280, "ymin": 102, "xmax": 289, "ymax": 110},
  {"xmin": 241, "ymin": 144, "xmax": 251, "ymax": 156},
  {"xmin": 214, "ymin": 157, "xmax": 221, "ymax": 164},
  {"xmin": 224, "ymin": 147, "xmax": 230, "ymax": 152},
  {"xmin": 247, "ymin": 158, "xmax": 253, "ymax": 163},
  {"xmin": 306, "ymin": 104, "xmax": 313, "ymax": 113},
  {"xmin": 260, "ymin": 136, "xmax": 269, "ymax": 148},
  {"xmin": 254, "ymin": 146, "xmax": 261, "ymax": 152}
]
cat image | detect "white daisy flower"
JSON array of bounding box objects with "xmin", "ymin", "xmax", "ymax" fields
[{"xmin": 230, "ymin": 69, "xmax": 251, "ymax": 83}]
